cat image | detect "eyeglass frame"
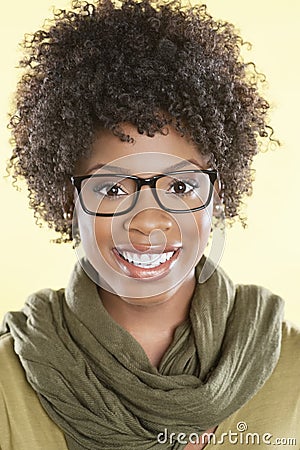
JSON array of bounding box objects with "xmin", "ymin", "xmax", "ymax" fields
[{"xmin": 70, "ymin": 169, "xmax": 218, "ymax": 217}]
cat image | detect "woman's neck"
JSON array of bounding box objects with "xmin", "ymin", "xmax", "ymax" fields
[{"xmin": 98, "ymin": 270, "xmax": 197, "ymax": 366}]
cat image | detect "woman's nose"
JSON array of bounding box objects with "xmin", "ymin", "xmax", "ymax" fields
[{"xmin": 123, "ymin": 208, "xmax": 174, "ymax": 236}]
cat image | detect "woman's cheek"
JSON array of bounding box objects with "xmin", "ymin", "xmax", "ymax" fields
[{"xmin": 189, "ymin": 206, "xmax": 213, "ymax": 263}]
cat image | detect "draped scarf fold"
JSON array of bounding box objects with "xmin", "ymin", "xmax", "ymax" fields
[{"xmin": 1, "ymin": 257, "xmax": 284, "ymax": 450}]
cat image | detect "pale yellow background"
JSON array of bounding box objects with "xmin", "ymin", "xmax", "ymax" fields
[{"xmin": 0, "ymin": 0, "xmax": 299, "ymax": 321}]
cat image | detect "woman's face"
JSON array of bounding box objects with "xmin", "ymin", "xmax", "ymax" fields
[{"xmin": 74, "ymin": 124, "xmax": 219, "ymax": 303}]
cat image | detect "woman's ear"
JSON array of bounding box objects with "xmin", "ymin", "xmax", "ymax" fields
[
  {"xmin": 62, "ymin": 183, "xmax": 75, "ymax": 221},
  {"xmin": 213, "ymin": 177, "xmax": 225, "ymax": 219}
]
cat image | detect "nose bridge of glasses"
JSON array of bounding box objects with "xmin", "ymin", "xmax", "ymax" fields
[
  {"xmin": 137, "ymin": 174, "xmax": 160, "ymax": 189},
  {"xmin": 135, "ymin": 179, "xmax": 159, "ymax": 204},
  {"xmin": 134, "ymin": 175, "xmax": 161, "ymax": 203}
]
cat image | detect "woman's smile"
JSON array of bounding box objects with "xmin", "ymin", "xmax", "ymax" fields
[{"xmin": 112, "ymin": 246, "xmax": 182, "ymax": 279}]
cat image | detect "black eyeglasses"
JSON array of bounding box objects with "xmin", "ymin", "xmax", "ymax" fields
[{"xmin": 71, "ymin": 169, "xmax": 218, "ymax": 216}]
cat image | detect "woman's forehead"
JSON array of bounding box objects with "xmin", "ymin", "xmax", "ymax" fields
[
  {"xmin": 76, "ymin": 124, "xmax": 210, "ymax": 175},
  {"xmin": 82, "ymin": 154, "xmax": 208, "ymax": 176}
]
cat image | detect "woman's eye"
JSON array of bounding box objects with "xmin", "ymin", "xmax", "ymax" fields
[
  {"xmin": 168, "ymin": 179, "xmax": 198, "ymax": 195},
  {"xmin": 93, "ymin": 183, "xmax": 127, "ymax": 197}
]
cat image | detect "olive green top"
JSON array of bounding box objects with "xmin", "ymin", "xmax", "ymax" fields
[{"xmin": 1, "ymin": 319, "xmax": 299, "ymax": 450}]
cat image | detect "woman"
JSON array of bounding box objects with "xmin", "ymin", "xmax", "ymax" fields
[{"xmin": 0, "ymin": 1, "xmax": 299, "ymax": 449}]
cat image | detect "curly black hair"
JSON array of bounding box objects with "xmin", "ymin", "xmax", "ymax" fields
[{"xmin": 7, "ymin": 0, "xmax": 277, "ymax": 243}]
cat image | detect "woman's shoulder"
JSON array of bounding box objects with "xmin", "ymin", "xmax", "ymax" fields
[
  {"xmin": 261, "ymin": 318, "xmax": 300, "ymax": 399},
  {"xmin": 280, "ymin": 319, "xmax": 300, "ymax": 367},
  {"xmin": 0, "ymin": 332, "xmax": 21, "ymax": 384},
  {"xmin": 282, "ymin": 319, "xmax": 300, "ymax": 341},
  {"xmin": 218, "ymin": 319, "xmax": 300, "ymax": 442},
  {"xmin": 0, "ymin": 333, "xmax": 67, "ymax": 450}
]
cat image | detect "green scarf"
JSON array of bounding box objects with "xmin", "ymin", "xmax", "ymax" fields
[{"xmin": 1, "ymin": 257, "xmax": 284, "ymax": 450}]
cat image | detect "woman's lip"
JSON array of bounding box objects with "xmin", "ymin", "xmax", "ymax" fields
[
  {"xmin": 116, "ymin": 243, "xmax": 181, "ymax": 254},
  {"xmin": 112, "ymin": 247, "xmax": 181, "ymax": 280}
]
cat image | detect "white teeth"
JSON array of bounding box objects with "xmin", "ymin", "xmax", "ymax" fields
[
  {"xmin": 118, "ymin": 250, "xmax": 175, "ymax": 268},
  {"xmin": 140, "ymin": 254, "xmax": 149, "ymax": 263}
]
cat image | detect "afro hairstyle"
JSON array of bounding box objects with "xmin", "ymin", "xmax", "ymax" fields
[{"xmin": 7, "ymin": 0, "xmax": 277, "ymax": 243}]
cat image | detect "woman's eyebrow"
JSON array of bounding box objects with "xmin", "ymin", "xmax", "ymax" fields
[
  {"xmin": 85, "ymin": 158, "xmax": 204, "ymax": 174},
  {"xmin": 165, "ymin": 159, "xmax": 205, "ymax": 171},
  {"xmin": 85, "ymin": 163, "xmax": 131, "ymax": 174}
]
